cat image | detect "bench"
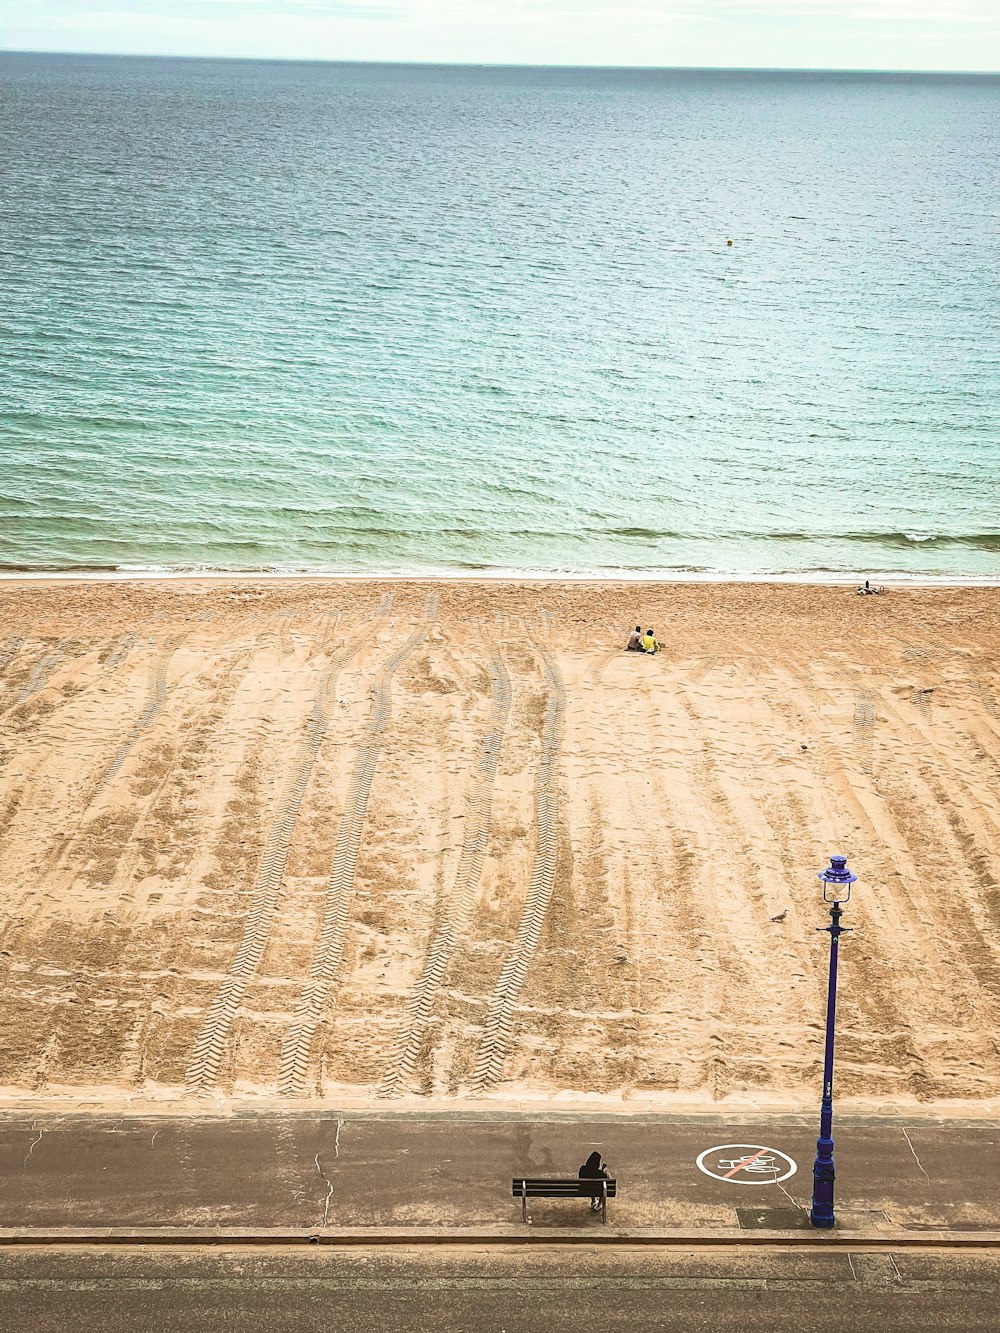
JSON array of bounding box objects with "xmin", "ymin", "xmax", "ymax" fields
[{"xmin": 511, "ymin": 1176, "xmax": 618, "ymax": 1225}]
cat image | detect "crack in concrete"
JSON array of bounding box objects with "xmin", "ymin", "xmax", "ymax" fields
[
  {"xmin": 776, "ymin": 1181, "xmax": 805, "ymax": 1213},
  {"xmin": 902, "ymin": 1127, "xmax": 930, "ymax": 1182},
  {"xmin": 150, "ymin": 1130, "xmax": 159, "ymax": 1147},
  {"xmin": 314, "ymin": 1153, "xmax": 333, "ymax": 1228},
  {"xmin": 846, "ymin": 1253, "xmax": 857, "ymax": 1281},
  {"xmin": 23, "ymin": 1129, "xmax": 42, "ymax": 1171},
  {"xmin": 334, "ymin": 1117, "xmax": 343, "ymax": 1159}
]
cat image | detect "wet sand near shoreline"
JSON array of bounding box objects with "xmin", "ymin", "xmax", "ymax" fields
[{"xmin": 0, "ymin": 579, "xmax": 997, "ymax": 1113}]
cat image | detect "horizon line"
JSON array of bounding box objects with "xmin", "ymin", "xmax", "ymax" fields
[{"xmin": 2, "ymin": 48, "xmax": 998, "ymax": 76}]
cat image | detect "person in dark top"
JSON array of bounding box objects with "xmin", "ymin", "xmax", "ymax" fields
[{"xmin": 579, "ymin": 1150, "xmax": 610, "ymax": 1212}]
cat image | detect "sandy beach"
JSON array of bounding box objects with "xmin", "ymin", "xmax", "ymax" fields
[{"xmin": 0, "ymin": 578, "xmax": 997, "ymax": 1114}]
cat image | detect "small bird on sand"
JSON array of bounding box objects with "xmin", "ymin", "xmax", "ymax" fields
[{"xmin": 771, "ymin": 910, "xmax": 788, "ymax": 923}]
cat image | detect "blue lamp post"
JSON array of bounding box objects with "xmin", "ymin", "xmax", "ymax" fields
[{"xmin": 809, "ymin": 854, "xmax": 857, "ymax": 1230}]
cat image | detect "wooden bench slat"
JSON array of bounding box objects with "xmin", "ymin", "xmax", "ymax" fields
[
  {"xmin": 511, "ymin": 1178, "xmax": 617, "ymax": 1197},
  {"xmin": 511, "ymin": 1179, "xmax": 618, "ymax": 1185},
  {"xmin": 510, "ymin": 1185, "xmax": 618, "ymax": 1193},
  {"xmin": 511, "ymin": 1175, "xmax": 617, "ymax": 1225}
]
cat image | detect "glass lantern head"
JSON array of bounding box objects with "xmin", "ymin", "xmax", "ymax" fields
[{"xmin": 817, "ymin": 853, "xmax": 857, "ymax": 904}]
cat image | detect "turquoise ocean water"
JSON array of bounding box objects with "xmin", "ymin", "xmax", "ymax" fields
[{"xmin": 1, "ymin": 54, "xmax": 998, "ymax": 580}]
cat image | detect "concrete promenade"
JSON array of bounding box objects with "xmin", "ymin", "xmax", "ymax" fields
[
  {"xmin": 3, "ymin": 1111, "xmax": 999, "ymax": 1332},
  {"xmin": 1, "ymin": 1110, "xmax": 997, "ymax": 1235}
]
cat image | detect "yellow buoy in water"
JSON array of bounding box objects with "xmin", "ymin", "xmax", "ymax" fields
[{"xmin": 727, "ymin": 239, "xmax": 733, "ymax": 246}]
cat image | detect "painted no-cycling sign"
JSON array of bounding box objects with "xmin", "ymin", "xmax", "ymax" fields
[{"xmin": 696, "ymin": 1143, "xmax": 797, "ymax": 1185}]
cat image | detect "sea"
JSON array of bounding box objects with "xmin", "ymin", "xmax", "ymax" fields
[{"xmin": 1, "ymin": 53, "xmax": 998, "ymax": 581}]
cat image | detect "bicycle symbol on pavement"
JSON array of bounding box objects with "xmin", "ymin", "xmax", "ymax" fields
[{"xmin": 695, "ymin": 1143, "xmax": 797, "ymax": 1185}]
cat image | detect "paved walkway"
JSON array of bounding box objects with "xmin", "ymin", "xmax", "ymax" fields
[
  {"xmin": 4, "ymin": 1244, "xmax": 1000, "ymax": 1332},
  {"xmin": 1, "ymin": 1110, "xmax": 997, "ymax": 1234}
]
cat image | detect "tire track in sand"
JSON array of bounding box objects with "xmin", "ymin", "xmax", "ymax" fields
[
  {"xmin": 469, "ymin": 643, "xmax": 564, "ymax": 1095},
  {"xmin": 277, "ymin": 593, "xmax": 438, "ymax": 1097},
  {"xmin": 781, "ymin": 656, "xmax": 986, "ymax": 1094},
  {"xmin": 376, "ymin": 634, "xmax": 512, "ymax": 1098},
  {"xmin": 184, "ymin": 638, "xmax": 363, "ymax": 1095},
  {"xmin": 978, "ymin": 682, "xmax": 997, "ymax": 720},
  {"xmin": 842, "ymin": 674, "xmax": 1000, "ymax": 1011},
  {"xmin": 16, "ymin": 637, "xmax": 197, "ymax": 885},
  {"xmin": 31, "ymin": 639, "xmax": 185, "ymax": 878},
  {"xmin": 0, "ymin": 637, "xmax": 24, "ymax": 681},
  {"xmin": 312, "ymin": 610, "xmax": 341, "ymax": 656},
  {"xmin": 101, "ymin": 633, "xmax": 137, "ymax": 671},
  {"xmin": 8, "ymin": 640, "xmax": 70, "ymax": 710},
  {"xmin": 91, "ymin": 643, "xmax": 180, "ymax": 797},
  {"xmin": 853, "ymin": 689, "xmax": 876, "ymax": 777}
]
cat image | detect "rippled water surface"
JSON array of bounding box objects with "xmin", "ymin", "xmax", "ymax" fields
[{"xmin": 1, "ymin": 54, "xmax": 998, "ymax": 577}]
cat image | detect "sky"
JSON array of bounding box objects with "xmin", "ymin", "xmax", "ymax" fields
[{"xmin": 1, "ymin": 0, "xmax": 997, "ymax": 71}]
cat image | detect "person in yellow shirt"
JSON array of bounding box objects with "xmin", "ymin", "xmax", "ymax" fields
[{"xmin": 641, "ymin": 628, "xmax": 661, "ymax": 654}]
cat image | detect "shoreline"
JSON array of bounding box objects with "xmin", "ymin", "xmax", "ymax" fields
[{"xmin": 1, "ymin": 569, "xmax": 999, "ymax": 589}]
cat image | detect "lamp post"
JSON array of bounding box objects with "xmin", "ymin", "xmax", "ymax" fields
[{"xmin": 809, "ymin": 854, "xmax": 857, "ymax": 1230}]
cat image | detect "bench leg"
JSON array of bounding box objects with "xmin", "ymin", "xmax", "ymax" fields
[
  {"xmin": 522, "ymin": 1181, "xmax": 527, "ymax": 1225},
  {"xmin": 602, "ymin": 1180, "xmax": 608, "ymax": 1226}
]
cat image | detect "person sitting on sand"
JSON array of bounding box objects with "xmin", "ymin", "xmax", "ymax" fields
[
  {"xmin": 626, "ymin": 625, "xmax": 643, "ymax": 652},
  {"xmin": 579, "ymin": 1150, "xmax": 610, "ymax": 1213},
  {"xmin": 642, "ymin": 627, "xmax": 661, "ymax": 653},
  {"xmin": 856, "ymin": 580, "xmax": 884, "ymax": 596}
]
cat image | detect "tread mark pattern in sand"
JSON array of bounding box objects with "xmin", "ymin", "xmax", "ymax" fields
[
  {"xmin": 687, "ymin": 655, "xmax": 720, "ymax": 686},
  {"xmin": 498, "ymin": 615, "xmax": 520, "ymax": 637},
  {"xmin": 259, "ymin": 614, "xmax": 293, "ymax": 654},
  {"xmin": 468, "ymin": 643, "xmax": 565, "ymax": 1095},
  {"xmin": 854, "ymin": 690, "xmax": 876, "ymax": 777},
  {"xmin": 6, "ymin": 640, "xmax": 68, "ymax": 710},
  {"xmin": 586, "ymin": 647, "xmax": 619, "ymax": 683},
  {"xmin": 185, "ymin": 641, "xmax": 361, "ymax": 1095},
  {"xmin": 0, "ymin": 637, "xmax": 25, "ymax": 680},
  {"xmin": 278, "ymin": 617, "xmax": 296, "ymax": 657},
  {"xmin": 313, "ymin": 611, "xmax": 342, "ymax": 654},
  {"xmin": 376, "ymin": 639, "xmax": 512, "ymax": 1098},
  {"xmin": 277, "ymin": 613, "xmax": 435, "ymax": 1097},
  {"xmin": 782, "ymin": 664, "xmax": 987, "ymax": 1083},
  {"xmin": 91, "ymin": 646, "xmax": 177, "ymax": 797},
  {"xmin": 376, "ymin": 592, "xmax": 395, "ymax": 617},
  {"xmin": 911, "ymin": 685, "xmax": 933, "ymax": 721},
  {"xmin": 102, "ymin": 633, "xmax": 137, "ymax": 671}
]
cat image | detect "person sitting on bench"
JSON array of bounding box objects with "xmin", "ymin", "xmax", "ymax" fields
[{"xmin": 579, "ymin": 1150, "xmax": 610, "ymax": 1213}]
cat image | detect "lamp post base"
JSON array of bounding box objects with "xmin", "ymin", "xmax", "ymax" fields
[{"xmin": 810, "ymin": 1140, "xmax": 836, "ymax": 1229}]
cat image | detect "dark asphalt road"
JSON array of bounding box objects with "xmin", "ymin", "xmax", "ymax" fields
[
  {"xmin": 3, "ymin": 1245, "xmax": 1000, "ymax": 1332},
  {"xmin": 1, "ymin": 1111, "xmax": 997, "ymax": 1233}
]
